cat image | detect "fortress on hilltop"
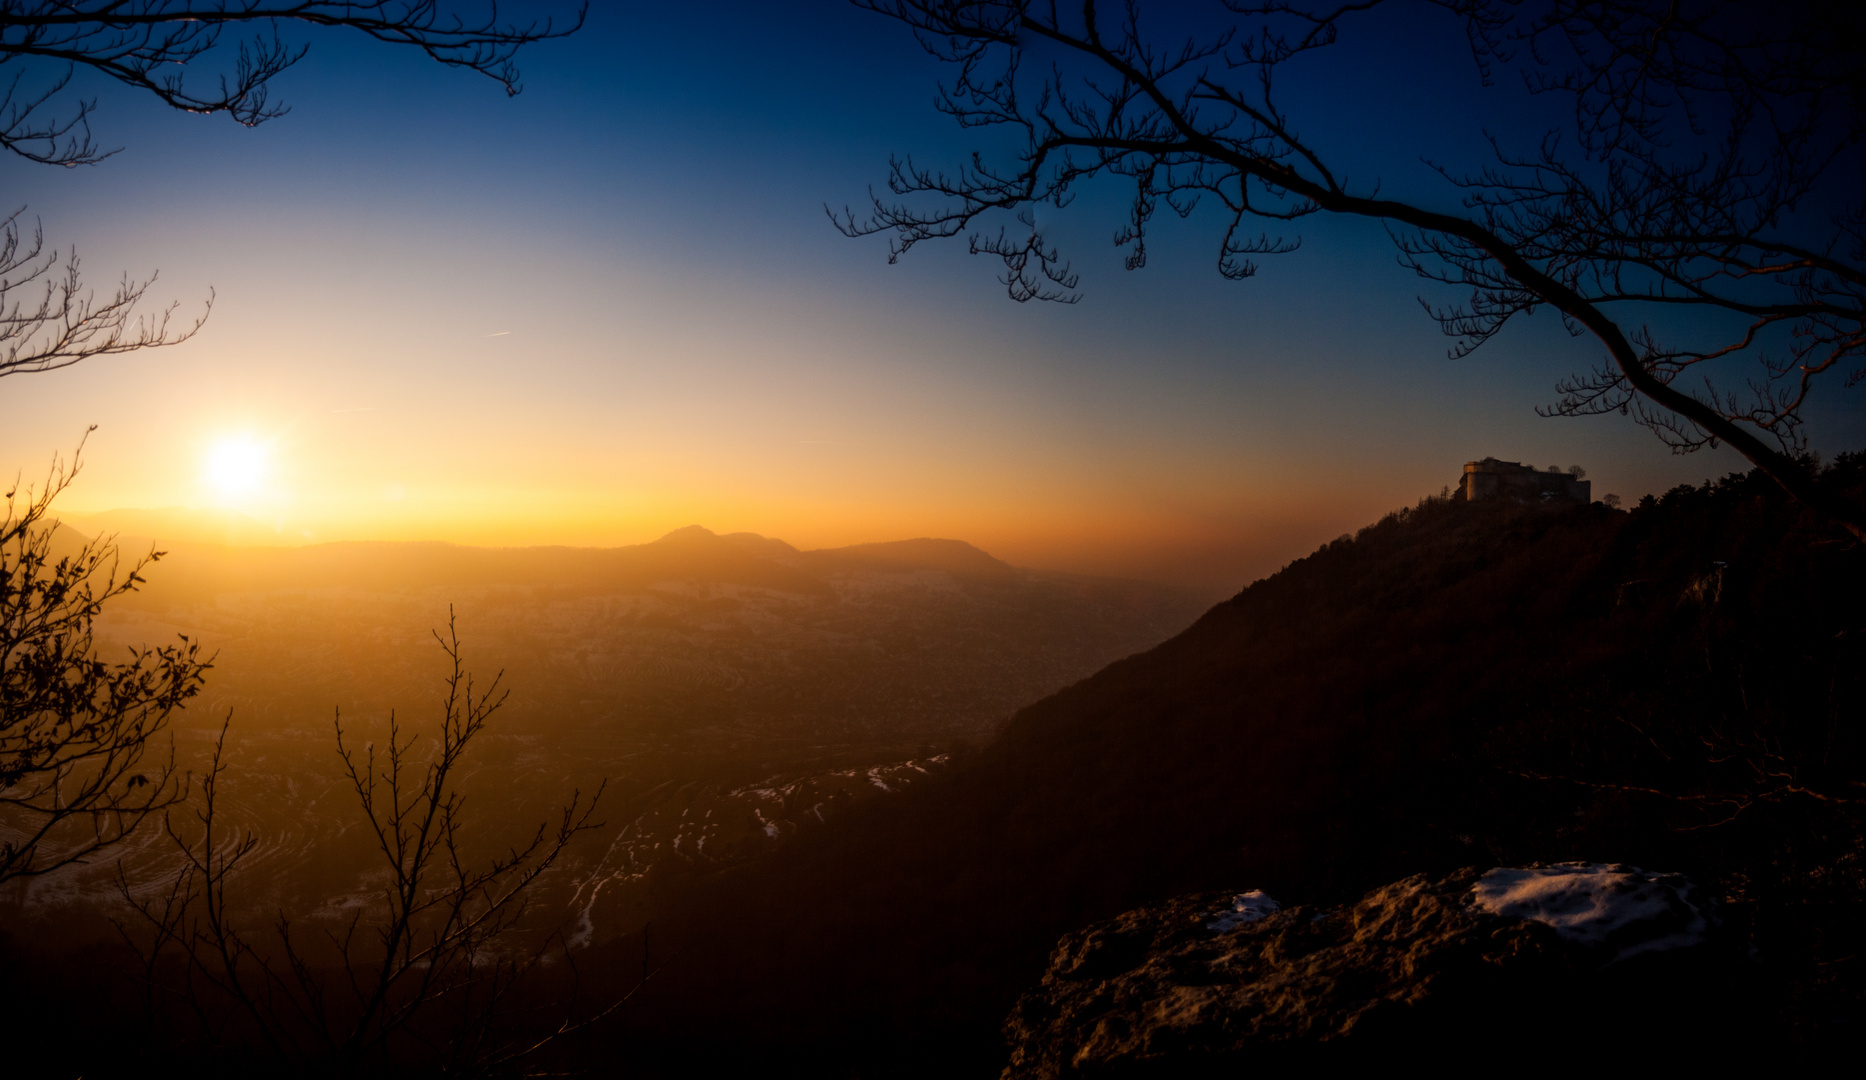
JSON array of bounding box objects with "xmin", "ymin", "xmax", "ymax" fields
[{"xmin": 1459, "ymin": 457, "xmax": 1592, "ymax": 504}]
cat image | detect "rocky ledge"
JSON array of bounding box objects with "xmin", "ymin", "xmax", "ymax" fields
[{"xmin": 1003, "ymin": 863, "xmax": 1763, "ymax": 1077}]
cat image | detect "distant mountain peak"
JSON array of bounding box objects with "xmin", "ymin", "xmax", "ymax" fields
[
  {"xmin": 807, "ymin": 537, "xmax": 1019, "ymax": 584},
  {"xmin": 655, "ymin": 525, "xmax": 720, "ymax": 543},
  {"xmin": 649, "ymin": 526, "xmax": 804, "ymax": 564}
]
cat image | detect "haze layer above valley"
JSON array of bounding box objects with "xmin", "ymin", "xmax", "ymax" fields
[{"xmin": 27, "ymin": 518, "xmax": 1206, "ymax": 944}]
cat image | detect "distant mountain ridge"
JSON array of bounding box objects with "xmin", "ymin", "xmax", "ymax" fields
[
  {"xmin": 810, "ymin": 537, "xmax": 1019, "ymax": 585},
  {"xmin": 55, "ymin": 516, "xmax": 1058, "ymax": 603},
  {"xmin": 45, "ymin": 518, "xmax": 1209, "ymax": 969}
]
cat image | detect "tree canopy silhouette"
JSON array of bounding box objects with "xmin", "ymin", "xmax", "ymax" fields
[
  {"xmin": 0, "ymin": 436, "xmax": 208, "ymax": 884},
  {"xmin": 835, "ymin": 0, "xmax": 1866, "ymax": 538}
]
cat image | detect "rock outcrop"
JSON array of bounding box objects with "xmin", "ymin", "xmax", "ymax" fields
[{"xmin": 1003, "ymin": 864, "xmax": 1760, "ymax": 1077}]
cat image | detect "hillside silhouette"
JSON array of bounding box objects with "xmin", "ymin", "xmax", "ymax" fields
[{"xmin": 614, "ymin": 460, "xmax": 1866, "ymax": 1074}]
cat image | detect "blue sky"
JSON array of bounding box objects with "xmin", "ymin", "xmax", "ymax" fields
[{"xmin": 2, "ymin": 1, "xmax": 1853, "ymax": 590}]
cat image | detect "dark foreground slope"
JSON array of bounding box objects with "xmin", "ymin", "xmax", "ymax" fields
[{"xmin": 615, "ymin": 463, "xmax": 1866, "ymax": 1075}]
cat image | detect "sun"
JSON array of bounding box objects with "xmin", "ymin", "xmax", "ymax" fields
[{"xmin": 204, "ymin": 435, "xmax": 271, "ymax": 501}]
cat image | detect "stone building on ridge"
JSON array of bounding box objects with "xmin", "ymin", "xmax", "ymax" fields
[{"xmin": 1459, "ymin": 457, "xmax": 1591, "ymax": 504}]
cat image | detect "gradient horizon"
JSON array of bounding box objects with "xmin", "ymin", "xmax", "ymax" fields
[{"xmin": 3, "ymin": 1, "xmax": 1855, "ymax": 592}]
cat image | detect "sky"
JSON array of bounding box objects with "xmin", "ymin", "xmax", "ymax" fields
[{"xmin": 1, "ymin": 1, "xmax": 1857, "ymax": 593}]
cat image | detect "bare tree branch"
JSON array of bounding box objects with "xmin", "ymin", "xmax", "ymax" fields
[
  {"xmin": 119, "ymin": 613, "xmax": 617, "ymax": 1075},
  {"xmin": 840, "ymin": 0, "xmax": 1866, "ymax": 538},
  {"xmin": 0, "ymin": 2, "xmax": 588, "ymax": 165},
  {"xmin": 0, "ymin": 209, "xmax": 209, "ymax": 379},
  {"xmin": 0, "ymin": 2, "xmax": 584, "ymax": 380}
]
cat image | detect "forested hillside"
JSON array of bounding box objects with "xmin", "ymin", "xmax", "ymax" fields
[{"xmin": 619, "ymin": 459, "xmax": 1866, "ymax": 1075}]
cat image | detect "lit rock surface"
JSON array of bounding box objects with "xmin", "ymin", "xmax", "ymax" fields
[
  {"xmin": 1204, "ymin": 889, "xmax": 1281, "ymax": 932},
  {"xmin": 1469, "ymin": 862, "xmax": 1712, "ymax": 959},
  {"xmin": 1002, "ymin": 865, "xmax": 1752, "ymax": 1077}
]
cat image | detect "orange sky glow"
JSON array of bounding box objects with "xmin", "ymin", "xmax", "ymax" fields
[{"xmin": 0, "ymin": 6, "xmax": 1798, "ymax": 595}]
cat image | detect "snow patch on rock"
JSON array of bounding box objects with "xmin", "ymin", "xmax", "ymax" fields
[
  {"xmin": 1471, "ymin": 862, "xmax": 1710, "ymax": 960},
  {"xmin": 1207, "ymin": 890, "xmax": 1281, "ymax": 932}
]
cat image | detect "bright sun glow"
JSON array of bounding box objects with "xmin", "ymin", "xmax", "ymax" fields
[{"xmin": 204, "ymin": 435, "xmax": 271, "ymax": 501}]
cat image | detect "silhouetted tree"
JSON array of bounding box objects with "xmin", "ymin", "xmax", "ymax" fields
[
  {"xmin": 0, "ymin": 433, "xmax": 208, "ymax": 883},
  {"xmin": 1, "ymin": 0, "xmax": 582, "ymax": 880},
  {"xmin": 0, "ymin": 0, "xmax": 584, "ymax": 378},
  {"xmin": 120, "ymin": 617, "xmax": 611, "ymax": 1076},
  {"xmin": 835, "ymin": 0, "xmax": 1866, "ymax": 538}
]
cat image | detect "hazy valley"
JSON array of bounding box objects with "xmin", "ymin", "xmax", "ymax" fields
[
  {"xmin": 9, "ymin": 468, "xmax": 1864, "ymax": 1077},
  {"xmin": 19, "ymin": 520, "xmax": 1205, "ymax": 945}
]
